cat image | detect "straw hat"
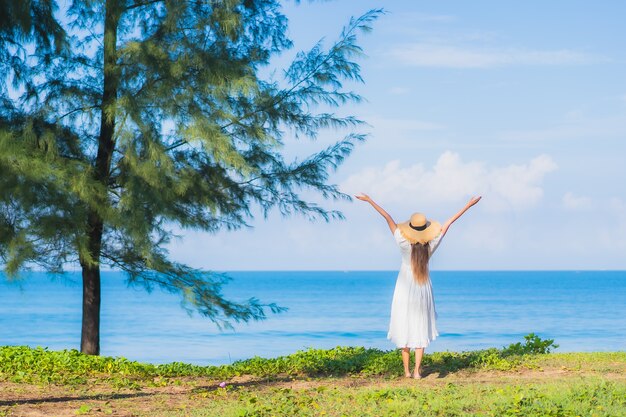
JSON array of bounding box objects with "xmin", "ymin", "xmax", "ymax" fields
[{"xmin": 397, "ymin": 213, "xmax": 441, "ymax": 245}]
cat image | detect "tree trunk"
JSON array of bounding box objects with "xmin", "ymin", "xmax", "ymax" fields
[
  {"xmin": 80, "ymin": 0, "xmax": 121, "ymax": 355},
  {"xmin": 80, "ymin": 210, "xmax": 106, "ymax": 355},
  {"xmin": 80, "ymin": 226, "xmax": 102, "ymax": 355},
  {"xmin": 80, "ymin": 266, "xmax": 102, "ymax": 354}
]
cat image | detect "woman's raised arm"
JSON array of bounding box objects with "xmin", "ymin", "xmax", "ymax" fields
[
  {"xmin": 440, "ymin": 196, "xmax": 481, "ymax": 238},
  {"xmin": 355, "ymin": 193, "xmax": 397, "ymax": 234}
]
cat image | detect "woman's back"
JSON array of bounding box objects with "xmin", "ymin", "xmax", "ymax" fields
[
  {"xmin": 394, "ymin": 228, "xmax": 443, "ymax": 268},
  {"xmin": 388, "ymin": 228, "xmax": 442, "ymax": 348}
]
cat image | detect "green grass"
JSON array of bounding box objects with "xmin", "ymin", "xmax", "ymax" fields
[{"xmin": 168, "ymin": 379, "xmax": 626, "ymax": 417}]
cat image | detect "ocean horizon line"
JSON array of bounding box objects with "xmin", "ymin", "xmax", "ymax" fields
[{"xmin": 4, "ymin": 268, "xmax": 626, "ymax": 274}]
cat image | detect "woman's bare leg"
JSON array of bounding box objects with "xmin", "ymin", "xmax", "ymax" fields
[
  {"xmin": 413, "ymin": 348, "xmax": 424, "ymax": 378},
  {"xmin": 401, "ymin": 348, "xmax": 411, "ymax": 377}
]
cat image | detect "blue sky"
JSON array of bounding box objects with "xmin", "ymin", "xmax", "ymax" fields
[{"xmin": 167, "ymin": 0, "xmax": 626, "ymax": 270}]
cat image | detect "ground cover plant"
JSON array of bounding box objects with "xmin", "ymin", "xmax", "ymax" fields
[
  {"xmin": 0, "ymin": 334, "xmax": 559, "ymax": 386},
  {"xmin": 0, "ymin": 335, "xmax": 624, "ymax": 416}
]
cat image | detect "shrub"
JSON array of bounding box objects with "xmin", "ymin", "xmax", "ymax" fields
[{"xmin": 502, "ymin": 333, "xmax": 559, "ymax": 355}]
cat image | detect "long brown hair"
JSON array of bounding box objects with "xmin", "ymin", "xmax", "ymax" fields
[{"xmin": 410, "ymin": 243, "xmax": 430, "ymax": 285}]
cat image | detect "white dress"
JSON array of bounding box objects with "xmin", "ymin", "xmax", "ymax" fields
[{"xmin": 387, "ymin": 228, "xmax": 442, "ymax": 349}]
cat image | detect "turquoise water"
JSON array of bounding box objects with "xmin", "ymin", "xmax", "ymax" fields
[{"xmin": 1, "ymin": 271, "xmax": 624, "ymax": 365}]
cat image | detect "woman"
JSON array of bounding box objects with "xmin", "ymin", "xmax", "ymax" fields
[{"xmin": 356, "ymin": 193, "xmax": 481, "ymax": 379}]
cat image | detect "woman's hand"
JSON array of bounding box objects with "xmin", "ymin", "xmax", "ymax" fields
[
  {"xmin": 355, "ymin": 193, "xmax": 372, "ymax": 203},
  {"xmin": 441, "ymin": 196, "xmax": 482, "ymax": 238},
  {"xmin": 466, "ymin": 196, "xmax": 481, "ymax": 208}
]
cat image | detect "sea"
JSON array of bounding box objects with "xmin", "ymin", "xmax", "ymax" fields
[{"xmin": 1, "ymin": 271, "xmax": 624, "ymax": 365}]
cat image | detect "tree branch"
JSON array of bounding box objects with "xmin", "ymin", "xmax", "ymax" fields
[
  {"xmin": 162, "ymin": 11, "xmax": 374, "ymax": 154},
  {"xmin": 124, "ymin": 0, "xmax": 163, "ymax": 12}
]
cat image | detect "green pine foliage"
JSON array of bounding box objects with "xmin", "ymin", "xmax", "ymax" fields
[
  {"xmin": 0, "ymin": 0, "xmax": 67, "ymax": 91},
  {"xmin": 0, "ymin": 1, "xmax": 382, "ymax": 347}
]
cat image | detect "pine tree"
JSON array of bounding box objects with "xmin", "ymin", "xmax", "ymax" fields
[{"xmin": 0, "ymin": 0, "xmax": 380, "ymax": 355}]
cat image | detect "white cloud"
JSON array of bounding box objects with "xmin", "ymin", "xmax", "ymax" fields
[
  {"xmin": 489, "ymin": 154, "xmax": 558, "ymax": 209},
  {"xmin": 562, "ymin": 192, "xmax": 592, "ymax": 210},
  {"xmin": 389, "ymin": 43, "xmax": 600, "ymax": 69},
  {"xmin": 341, "ymin": 151, "xmax": 557, "ymax": 212}
]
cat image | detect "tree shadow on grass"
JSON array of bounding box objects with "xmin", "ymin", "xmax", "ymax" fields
[
  {"xmin": 284, "ymin": 348, "xmax": 513, "ymax": 380},
  {"xmin": 424, "ymin": 349, "xmax": 521, "ymax": 378},
  {"xmin": 0, "ymin": 391, "xmax": 153, "ymax": 406},
  {"xmin": 422, "ymin": 354, "xmax": 477, "ymax": 378},
  {"xmin": 191, "ymin": 376, "xmax": 296, "ymax": 393},
  {"xmin": 198, "ymin": 348, "xmax": 507, "ymax": 385}
]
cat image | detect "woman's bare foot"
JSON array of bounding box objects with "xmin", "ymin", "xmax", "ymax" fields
[
  {"xmin": 413, "ymin": 368, "xmax": 422, "ymax": 379},
  {"xmin": 404, "ymin": 372, "xmax": 412, "ymax": 378}
]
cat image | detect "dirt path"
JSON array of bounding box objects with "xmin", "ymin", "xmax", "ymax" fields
[{"xmin": 1, "ymin": 366, "xmax": 625, "ymax": 417}]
